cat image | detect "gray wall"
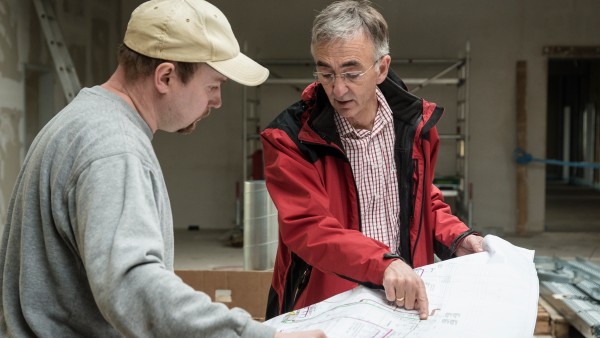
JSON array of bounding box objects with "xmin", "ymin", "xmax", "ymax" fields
[
  {"xmin": 161, "ymin": 0, "xmax": 600, "ymax": 234},
  {"xmin": 1, "ymin": 0, "xmax": 599, "ymax": 235},
  {"xmin": 0, "ymin": 0, "xmax": 28, "ymax": 233},
  {"xmin": 0, "ymin": 0, "xmax": 121, "ymax": 234}
]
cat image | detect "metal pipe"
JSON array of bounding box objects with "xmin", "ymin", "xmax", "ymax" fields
[{"xmin": 243, "ymin": 180, "xmax": 278, "ymax": 271}]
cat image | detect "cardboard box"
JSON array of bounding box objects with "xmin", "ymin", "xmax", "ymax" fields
[{"xmin": 175, "ymin": 270, "xmax": 273, "ymax": 321}]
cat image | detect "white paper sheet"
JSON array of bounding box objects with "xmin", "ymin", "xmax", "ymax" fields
[{"xmin": 264, "ymin": 235, "xmax": 539, "ymax": 338}]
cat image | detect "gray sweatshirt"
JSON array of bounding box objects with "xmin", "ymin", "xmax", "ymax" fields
[{"xmin": 0, "ymin": 86, "xmax": 275, "ymax": 337}]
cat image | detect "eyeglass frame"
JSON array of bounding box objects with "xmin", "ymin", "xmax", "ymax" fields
[{"xmin": 313, "ymin": 59, "xmax": 380, "ymax": 85}]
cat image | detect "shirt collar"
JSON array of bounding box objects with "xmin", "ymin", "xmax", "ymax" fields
[{"xmin": 334, "ymin": 87, "xmax": 393, "ymax": 139}]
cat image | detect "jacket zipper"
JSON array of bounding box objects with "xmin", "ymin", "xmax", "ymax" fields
[
  {"xmin": 411, "ymin": 150, "xmax": 426, "ymax": 260},
  {"xmin": 397, "ymin": 117, "xmax": 420, "ymax": 267},
  {"xmin": 291, "ymin": 267, "xmax": 310, "ymax": 307}
]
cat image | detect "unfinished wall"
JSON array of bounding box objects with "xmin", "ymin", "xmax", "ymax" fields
[
  {"xmin": 2, "ymin": 0, "xmax": 599, "ymax": 235},
  {"xmin": 0, "ymin": 0, "xmax": 27, "ymax": 233},
  {"xmin": 154, "ymin": 0, "xmax": 600, "ymax": 233},
  {"xmin": 58, "ymin": 0, "xmax": 120, "ymax": 88},
  {"xmin": 0, "ymin": 0, "xmax": 120, "ymax": 233}
]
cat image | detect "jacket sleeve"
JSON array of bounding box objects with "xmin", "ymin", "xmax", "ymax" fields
[
  {"xmin": 261, "ymin": 128, "xmax": 396, "ymax": 287},
  {"xmin": 426, "ymin": 127, "xmax": 475, "ymax": 260}
]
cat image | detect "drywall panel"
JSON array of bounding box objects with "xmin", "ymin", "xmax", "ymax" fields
[
  {"xmin": 0, "ymin": 0, "xmax": 122, "ymax": 232},
  {"xmin": 3, "ymin": 0, "xmax": 599, "ymax": 234},
  {"xmin": 167, "ymin": 0, "xmax": 600, "ymax": 233},
  {"xmin": 0, "ymin": 0, "xmax": 26, "ymax": 232}
]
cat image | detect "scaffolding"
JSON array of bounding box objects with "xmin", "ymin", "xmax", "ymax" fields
[{"xmin": 242, "ymin": 43, "xmax": 472, "ymax": 225}]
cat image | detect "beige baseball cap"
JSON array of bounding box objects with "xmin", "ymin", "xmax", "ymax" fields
[{"xmin": 123, "ymin": 0, "xmax": 269, "ymax": 86}]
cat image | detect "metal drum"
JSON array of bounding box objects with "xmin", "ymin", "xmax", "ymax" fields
[{"xmin": 243, "ymin": 180, "xmax": 278, "ymax": 270}]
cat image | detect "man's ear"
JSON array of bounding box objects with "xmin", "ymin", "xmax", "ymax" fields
[
  {"xmin": 376, "ymin": 55, "xmax": 391, "ymax": 85},
  {"xmin": 155, "ymin": 62, "xmax": 176, "ymax": 94}
]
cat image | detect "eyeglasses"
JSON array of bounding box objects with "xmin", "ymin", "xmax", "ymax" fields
[{"xmin": 313, "ymin": 61, "xmax": 378, "ymax": 85}]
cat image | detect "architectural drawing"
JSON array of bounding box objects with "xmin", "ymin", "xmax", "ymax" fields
[{"xmin": 265, "ymin": 235, "xmax": 539, "ymax": 338}]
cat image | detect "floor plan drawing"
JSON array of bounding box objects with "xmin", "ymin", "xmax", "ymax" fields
[{"xmin": 264, "ymin": 235, "xmax": 539, "ymax": 338}]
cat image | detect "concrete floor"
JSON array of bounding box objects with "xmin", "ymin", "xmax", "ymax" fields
[
  {"xmin": 174, "ymin": 180, "xmax": 600, "ymax": 268},
  {"xmin": 173, "ymin": 228, "xmax": 600, "ymax": 270},
  {"xmin": 174, "ymin": 228, "xmax": 247, "ymax": 270},
  {"xmin": 545, "ymin": 180, "xmax": 600, "ymax": 232},
  {"xmin": 174, "ymin": 181, "xmax": 600, "ymax": 269}
]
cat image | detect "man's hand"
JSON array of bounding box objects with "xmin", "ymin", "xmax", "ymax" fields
[
  {"xmin": 275, "ymin": 330, "xmax": 326, "ymax": 337},
  {"xmin": 454, "ymin": 234, "xmax": 484, "ymax": 256},
  {"xmin": 383, "ymin": 260, "xmax": 429, "ymax": 320}
]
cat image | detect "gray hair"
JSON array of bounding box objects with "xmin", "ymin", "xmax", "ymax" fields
[{"xmin": 310, "ymin": 0, "xmax": 389, "ymax": 61}]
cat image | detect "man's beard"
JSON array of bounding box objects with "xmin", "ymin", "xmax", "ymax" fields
[
  {"xmin": 177, "ymin": 120, "xmax": 198, "ymax": 134},
  {"xmin": 177, "ymin": 109, "xmax": 210, "ymax": 134}
]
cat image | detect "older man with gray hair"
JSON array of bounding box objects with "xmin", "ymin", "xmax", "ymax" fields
[{"xmin": 261, "ymin": 0, "xmax": 484, "ymax": 321}]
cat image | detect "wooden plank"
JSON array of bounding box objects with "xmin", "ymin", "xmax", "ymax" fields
[
  {"xmin": 516, "ymin": 60, "xmax": 528, "ymax": 235},
  {"xmin": 538, "ymin": 297, "xmax": 571, "ymax": 338},
  {"xmin": 535, "ymin": 302, "xmax": 551, "ymax": 335}
]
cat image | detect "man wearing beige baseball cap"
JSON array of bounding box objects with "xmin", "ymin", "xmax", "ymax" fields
[{"xmin": 0, "ymin": 0, "xmax": 323, "ymax": 337}]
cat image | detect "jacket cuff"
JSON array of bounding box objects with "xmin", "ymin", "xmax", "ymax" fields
[
  {"xmin": 449, "ymin": 229, "xmax": 480, "ymax": 256},
  {"xmin": 383, "ymin": 253, "xmax": 405, "ymax": 262}
]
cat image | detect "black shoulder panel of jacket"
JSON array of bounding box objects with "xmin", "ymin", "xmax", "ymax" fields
[
  {"xmin": 264, "ymin": 100, "xmax": 321, "ymax": 164},
  {"xmin": 264, "ymin": 86, "xmax": 348, "ymax": 164},
  {"xmin": 421, "ymin": 106, "xmax": 444, "ymax": 140},
  {"xmin": 265, "ymin": 99, "xmax": 306, "ymax": 132}
]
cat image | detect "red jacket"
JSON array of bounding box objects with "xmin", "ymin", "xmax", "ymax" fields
[{"xmin": 260, "ymin": 70, "xmax": 475, "ymax": 319}]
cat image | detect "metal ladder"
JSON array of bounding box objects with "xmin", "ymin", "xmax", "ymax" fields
[{"xmin": 32, "ymin": 0, "xmax": 81, "ymax": 102}]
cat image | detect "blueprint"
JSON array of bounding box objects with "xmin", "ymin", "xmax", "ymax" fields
[{"xmin": 264, "ymin": 235, "xmax": 539, "ymax": 338}]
